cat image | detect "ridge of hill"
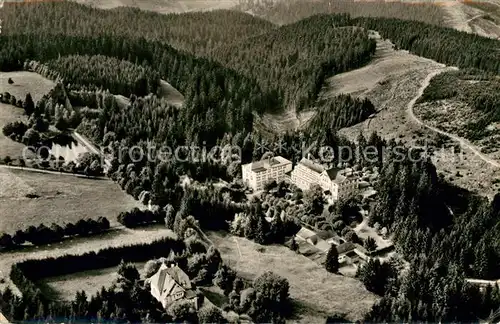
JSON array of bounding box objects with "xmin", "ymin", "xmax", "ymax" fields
[{"xmin": 1, "ymin": 1, "xmax": 275, "ymax": 56}]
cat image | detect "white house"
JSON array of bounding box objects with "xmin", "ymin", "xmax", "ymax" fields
[
  {"xmin": 291, "ymin": 158, "xmax": 359, "ymax": 200},
  {"xmin": 148, "ymin": 263, "xmax": 199, "ymax": 310},
  {"xmin": 242, "ymin": 156, "xmax": 292, "ymax": 191}
]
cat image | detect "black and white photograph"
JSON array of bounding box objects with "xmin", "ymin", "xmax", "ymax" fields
[{"xmin": 0, "ymin": 0, "xmax": 499, "ymax": 322}]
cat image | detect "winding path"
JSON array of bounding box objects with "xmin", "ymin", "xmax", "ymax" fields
[{"xmin": 407, "ymin": 68, "xmax": 500, "ymax": 169}]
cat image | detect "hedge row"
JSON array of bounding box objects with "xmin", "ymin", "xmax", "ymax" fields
[
  {"xmin": 0, "ymin": 217, "xmax": 110, "ymax": 249},
  {"xmin": 10, "ymin": 237, "xmax": 185, "ymax": 298},
  {"xmin": 117, "ymin": 207, "xmax": 165, "ymax": 228}
]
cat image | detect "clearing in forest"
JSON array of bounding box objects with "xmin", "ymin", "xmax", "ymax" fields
[
  {"xmin": 0, "ymin": 71, "xmax": 56, "ymax": 103},
  {"xmin": 0, "ymin": 168, "xmax": 141, "ymax": 234},
  {"xmin": 208, "ymin": 231, "xmax": 378, "ymax": 323},
  {"xmin": 158, "ymin": 80, "xmax": 184, "ymax": 108}
]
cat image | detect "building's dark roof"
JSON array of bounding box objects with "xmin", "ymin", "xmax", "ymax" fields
[
  {"xmin": 164, "ymin": 266, "xmax": 191, "ymax": 289},
  {"xmin": 299, "ymin": 158, "xmax": 324, "ymax": 173},
  {"xmin": 316, "ymin": 230, "xmax": 335, "ymax": 240},
  {"xmin": 325, "ymin": 168, "xmax": 340, "ymax": 180},
  {"xmin": 336, "ymin": 242, "xmax": 356, "ymax": 254}
]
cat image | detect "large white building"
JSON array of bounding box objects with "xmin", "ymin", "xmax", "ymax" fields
[
  {"xmin": 291, "ymin": 158, "xmax": 359, "ymax": 200},
  {"xmin": 242, "ymin": 156, "xmax": 292, "ymax": 191}
]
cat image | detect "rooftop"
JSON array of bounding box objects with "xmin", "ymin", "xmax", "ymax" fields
[
  {"xmin": 151, "ymin": 263, "xmax": 192, "ymax": 294},
  {"xmin": 250, "ymin": 156, "xmax": 291, "ymax": 172},
  {"xmin": 298, "ymin": 158, "xmax": 325, "ymax": 174}
]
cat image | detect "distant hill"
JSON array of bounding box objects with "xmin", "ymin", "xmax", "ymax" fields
[
  {"xmin": 1, "ymin": 1, "xmax": 275, "ymax": 56},
  {"xmin": 211, "ymin": 14, "xmax": 376, "ymax": 112},
  {"xmin": 237, "ymin": 0, "xmax": 446, "ymax": 26}
]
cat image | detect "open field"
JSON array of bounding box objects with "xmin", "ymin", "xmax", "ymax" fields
[
  {"xmin": 0, "ymin": 168, "xmax": 141, "ymax": 233},
  {"xmin": 208, "ymin": 231, "xmax": 379, "ymax": 322},
  {"xmin": 0, "ymin": 71, "xmax": 55, "ymax": 103},
  {"xmin": 0, "ymin": 103, "xmax": 28, "ymax": 158},
  {"xmin": 159, "ymin": 80, "xmax": 184, "ymax": 108},
  {"xmin": 0, "ymin": 226, "xmax": 175, "ymax": 295},
  {"xmin": 41, "ymin": 261, "xmax": 147, "ymax": 301},
  {"xmin": 72, "ymin": 0, "xmax": 238, "ymax": 13}
]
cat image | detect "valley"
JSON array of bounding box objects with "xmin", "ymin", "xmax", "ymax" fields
[{"xmin": 0, "ymin": 1, "xmax": 499, "ymax": 323}]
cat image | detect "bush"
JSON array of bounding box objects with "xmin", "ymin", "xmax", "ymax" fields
[
  {"xmin": 117, "ymin": 208, "xmax": 165, "ymax": 228},
  {"xmin": 198, "ymin": 306, "xmax": 224, "ymax": 323},
  {"xmin": 250, "ymin": 271, "xmax": 291, "ymax": 322},
  {"xmin": 2, "ymin": 121, "xmax": 28, "ymax": 139}
]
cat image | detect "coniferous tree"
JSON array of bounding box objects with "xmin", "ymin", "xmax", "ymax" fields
[{"xmin": 325, "ymin": 245, "xmax": 339, "ymax": 273}]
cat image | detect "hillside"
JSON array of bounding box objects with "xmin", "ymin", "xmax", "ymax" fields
[
  {"xmin": 324, "ymin": 32, "xmax": 500, "ymax": 197},
  {"xmin": 443, "ymin": 0, "xmax": 500, "ymax": 39},
  {"xmin": 1, "ymin": 1, "xmax": 275, "ymax": 56},
  {"xmin": 72, "ymin": 0, "xmax": 239, "ymax": 14},
  {"xmin": 212, "ymin": 14, "xmax": 376, "ymax": 112},
  {"xmin": 238, "ymin": 0, "xmax": 446, "ymax": 26},
  {"xmin": 415, "ymin": 69, "xmax": 500, "ymax": 158}
]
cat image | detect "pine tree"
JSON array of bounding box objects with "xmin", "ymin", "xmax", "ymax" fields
[
  {"xmin": 255, "ymin": 214, "xmax": 270, "ymax": 245},
  {"xmin": 325, "ymin": 244, "xmax": 339, "ymax": 273},
  {"xmin": 23, "ymin": 93, "xmax": 35, "ymax": 116}
]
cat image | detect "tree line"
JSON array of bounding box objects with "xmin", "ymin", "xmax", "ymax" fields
[
  {"xmin": 0, "ymin": 217, "xmax": 110, "ymax": 249},
  {"xmin": 117, "ymin": 207, "xmax": 165, "ymax": 228},
  {"xmin": 354, "ymin": 17, "xmax": 500, "ymax": 74},
  {"xmin": 307, "ymin": 94, "xmax": 375, "ymax": 131}
]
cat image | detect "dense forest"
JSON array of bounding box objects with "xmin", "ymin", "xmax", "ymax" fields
[
  {"xmin": 237, "ymin": 0, "xmax": 446, "ymax": 26},
  {"xmin": 1, "ymin": 1, "xmax": 275, "ymax": 56},
  {"xmin": 419, "ymin": 69, "xmax": 500, "ymax": 140},
  {"xmin": 212, "ymin": 14, "xmax": 376, "ymax": 111},
  {"xmin": 0, "ymin": 33, "xmax": 274, "ymax": 136},
  {"xmin": 42, "ymin": 55, "xmax": 160, "ymax": 97},
  {"xmin": 363, "ymin": 138, "xmax": 500, "ymax": 321},
  {"xmin": 306, "ymin": 95, "xmax": 375, "ymax": 131}
]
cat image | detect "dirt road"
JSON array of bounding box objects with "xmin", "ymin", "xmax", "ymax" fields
[
  {"xmin": 0, "ymin": 164, "xmax": 108, "ymax": 179},
  {"xmin": 407, "ymin": 68, "xmax": 500, "ymax": 169}
]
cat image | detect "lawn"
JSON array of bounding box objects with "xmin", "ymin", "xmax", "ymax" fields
[
  {"xmin": 208, "ymin": 232, "xmax": 379, "ymax": 323},
  {"xmin": 0, "ymin": 71, "xmax": 55, "ymax": 159},
  {"xmin": 0, "ymin": 71, "xmax": 55, "ymax": 103},
  {"xmin": 41, "ymin": 261, "xmax": 147, "ymax": 301},
  {"xmin": 0, "ymin": 168, "xmax": 141, "ymax": 233},
  {"xmin": 0, "ymin": 226, "xmax": 176, "ymax": 296},
  {"xmin": 0, "ymin": 102, "xmax": 27, "ymax": 159}
]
